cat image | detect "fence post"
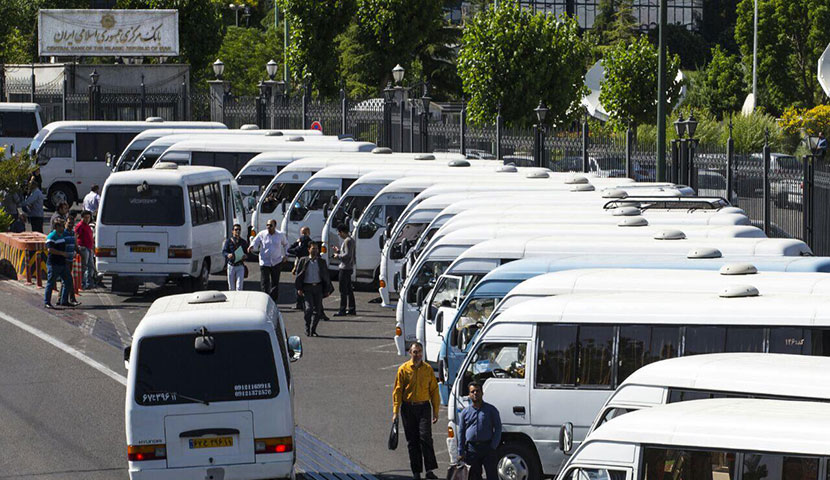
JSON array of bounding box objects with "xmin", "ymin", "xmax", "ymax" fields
[
  {"xmin": 399, "ymin": 97, "xmax": 405, "ymax": 152},
  {"xmin": 409, "ymin": 101, "xmax": 415, "ymax": 152},
  {"xmin": 726, "ymin": 118, "xmax": 734, "ymax": 205},
  {"xmin": 383, "ymin": 82, "xmax": 393, "ymax": 148},
  {"xmin": 533, "ymin": 124, "xmax": 541, "ymax": 168},
  {"xmin": 140, "ymin": 74, "xmax": 146, "ymax": 121},
  {"xmin": 670, "ymin": 140, "xmax": 678, "ymax": 183},
  {"xmin": 207, "ymin": 79, "xmax": 227, "ymax": 124},
  {"xmin": 420, "ymin": 83, "xmax": 431, "ymax": 153},
  {"xmin": 460, "ymin": 99, "xmax": 466, "ymax": 156},
  {"xmin": 496, "ymin": 106, "xmax": 503, "ymax": 161},
  {"xmin": 688, "ymin": 140, "xmax": 698, "ymax": 191},
  {"xmin": 30, "ymin": 66, "xmax": 35, "ymax": 103},
  {"xmin": 180, "ymin": 79, "xmax": 188, "ymax": 121},
  {"xmin": 803, "ymin": 154, "xmax": 813, "ymax": 247},
  {"xmin": 340, "ymin": 87, "xmax": 347, "ymax": 136},
  {"xmin": 301, "ymin": 80, "xmax": 310, "ymax": 130},
  {"xmin": 581, "ymin": 114, "xmax": 589, "ymax": 173},
  {"xmin": 61, "ymin": 78, "xmax": 67, "ymax": 121},
  {"xmin": 0, "ymin": 63, "xmax": 5, "ymax": 102},
  {"xmin": 762, "ymin": 129, "xmax": 771, "ymax": 235},
  {"xmin": 625, "ymin": 125, "xmax": 633, "ymax": 179},
  {"xmin": 88, "ymin": 70, "xmax": 98, "ymax": 120}
]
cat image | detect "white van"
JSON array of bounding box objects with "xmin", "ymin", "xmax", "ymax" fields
[
  {"xmin": 585, "ymin": 353, "xmax": 830, "ymax": 437},
  {"xmin": 448, "ymin": 291, "xmax": 830, "ymax": 476},
  {"xmin": 125, "ymin": 290, "xmax": 302, "ymax": 480},
  {"xmin": 114, "ymin": 126, "xmax": 229, "ymax": 172},
  {"xmin": 96, "ymin": 164, "xmax": 248, "ymax": 295},
  {"xmin": 30, "ymin": 120, "xmax": 226, "ymax": 207},
  {"xmin": 0, "ymin": 103, "xmax": 43, "ymax": 153},
  {"xmin": 558, "ymin": 398, "xmax": 830, "ymax": 480}
]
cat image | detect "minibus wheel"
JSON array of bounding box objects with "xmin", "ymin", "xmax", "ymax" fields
[
  {"xmin": 47, "ymin": 184, "xmax": 75, "ymax": 209},
  {"xmin": 496, "ymin": 441, "xmax": 541, "ymax": 480},
  {"xmin": 193, "ymin": 259, "xmax": 210, "ymax": 291}
]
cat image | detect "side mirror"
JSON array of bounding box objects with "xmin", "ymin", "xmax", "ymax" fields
[
  {"xmin": 280, "ymin": 199, "xmax": 287, "ymax": 214},
  {"xmin": 106, "ymin": 152, "xmax": 113, "ymax": 167},
  {"xmin": 559, "ymin": 422, "xmax": 574, "ymax": 454},
  {"xmin": 330, "ymin": 195, "xmax": 338, "ymax": 207},
  {"xmin": 288, "ymin": 335, "xmax": 303, "ymax": 362},
  {"xmin": 416, "ymin": 286, "xmax": 425, "ymax": 306},
  {"xmin": 323, "ymin": 202, "xmax": 330, "ymax": 219},
  {"xmin": 123, "ymin": 345, "xmax": 131, "ymax": 370},
  {"xmin": 436, "ymin": 311, "xmax": 443, "ymax": 333},
  {"xmin": 379, "ymin": 234, "xmax": 385, "ymax": 249}
]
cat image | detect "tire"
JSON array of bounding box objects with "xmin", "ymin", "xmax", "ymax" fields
[
  {"xmin": 47, "ymin": 183, "xmax": 75, "ymax": 210},
  {"xmin": 187, "ymin": 259, "xmax": 210, "ymax": 292},
  {"xmin": 495, "ymin": 441, "xmax": 542, "ymax": 480}
]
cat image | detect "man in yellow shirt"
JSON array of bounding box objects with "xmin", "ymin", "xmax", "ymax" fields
[{"xmin": 392, "ymin": 342, "xmax": 440, "ymax": 480}]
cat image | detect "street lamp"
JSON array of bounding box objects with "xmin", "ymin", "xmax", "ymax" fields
[
  {"xmin": 673, "ymin": 114, "xmax": 686, "ymax": 138},
  {"xmin": 685, "ymin": 112, "xmax": 698, "ymax": 138},
  {"xmin": 392, "ymin": 64, "xmax": 405, "ymax": 85},
  {"xmin": 213, "ymin": 59, "xmax": 225, "ymax": 80},
  {"xmin": 534, "ymin": 100, "xmax": 548, "ymax": 168},
  {"xmin": 90, "ymin": 69, "xmax": 99, "ymax": 86},
  {"xmin": 534, "ymin": 100, "xmax": 548, "ymax": 124},
  {"xmin": 228, "ymin": 3, "xmax": 242, "ymax": 26},
  {"xmin": 266, "ymin": 60, "xmax": 278, "ymax": 81}
]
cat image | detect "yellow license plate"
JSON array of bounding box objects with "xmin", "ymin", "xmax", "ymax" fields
[
  {"xmin": 130, "ymin": 246, "xmax": 156, "ymax": 253},
  {"xmin": 189, "ymin": 436, "xmax": 233, "ymax": 449}
]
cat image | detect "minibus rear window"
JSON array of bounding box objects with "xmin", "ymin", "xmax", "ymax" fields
[
  {"xmin": 101, "ymin": 185, "xmax": 185, "ymax": 226},
  {"xmin": 134, "ymin": 330, "xmax": 279, "ymax": 406}
]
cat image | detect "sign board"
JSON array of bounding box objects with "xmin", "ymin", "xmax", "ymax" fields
[
  {"xmin": 38, "ymin": 9, "xmax": 179, "ymax": 57},
  {"xmin": 310, "ymin": 121, "xmax": 323, "ymax": 132},
  {"xmin": 819, "ymin": 43, "xmax": 830, "ymax": 97}
]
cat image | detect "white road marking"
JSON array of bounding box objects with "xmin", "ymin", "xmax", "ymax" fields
[{"xmin": 0, "ymin": 311, "xmax": 127, "ymax": 387}]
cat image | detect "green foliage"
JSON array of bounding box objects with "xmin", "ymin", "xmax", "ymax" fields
[
  {"xmin": 0, "ymin": 151, "xmax": 36, "ymax": 201},
  {"xmin": 731, "ymin": 111, "xmax": 786, "ymax": 153},
  {"xmin": 735, "ymin": 0, "xmax": 830, "ymax": 114},
  {"xmin": 338, "ymin": 0, "xmax": 445, "ymax": 96},
  {"xmin": 0, "ymin": 209, "xmax": 12, "ymax": 233},
  {"xmin": 646, "ymin": 24, "xmax": 710, "ymax": 70},
  {"xmin": 694, "ymin": 45, "xmax": 747, "ymax": 119},
  {"xmin": 216, "ymin": 26, "xmax": 282, "ymax": 96},
  {"xmin": 599, "ymin": 35, "xmax": 682, "ymax": 129},
  {"xmin": 457, "ymin": 0, "xmax": 590, "ymax": 127},
  {"xmin": 278, "ymin": 0, "xmax": 354, "ymax": 98}
]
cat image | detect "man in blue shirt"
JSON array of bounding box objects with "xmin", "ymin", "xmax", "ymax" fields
[
  {"xmin": 44, "ymin": 218, "xmax": 72, "ymax": 309},
  {"xmin": 457, "ymin": 382, "xmax": 502, "ymax": 480}
]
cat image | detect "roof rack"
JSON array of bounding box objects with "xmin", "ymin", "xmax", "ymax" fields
[{"xmin": 603, "ymin": 196, "xmax": 731, "ymax": 211}]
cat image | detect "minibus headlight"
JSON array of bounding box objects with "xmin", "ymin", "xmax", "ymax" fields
[
  {"xmin": 255, "ymin": 436, "xmax": 293, "ymax": 454},
  {"xmin": 95, "ymin": 247, "xmax": 116, "ymax": 257},
  {"xmin": 168, "ymin": 247, "xmax": 192, "ymax": 259},
  {"xmin": 320, "ymin": 245, "xmax": 327, "ymax": 254},
  {"xmin": 127, "ymin": 444, "xmax": 167, "ymax": 461},
  {"xmin": 379, "ymin": 279, "xmax": 386, "ymax": 288}
]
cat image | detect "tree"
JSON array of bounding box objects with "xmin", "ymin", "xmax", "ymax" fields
[
  {"xmin": 278, "ymin": 0, "xmax": 354, "ymax": 97},
  {"xmin": 338, "ymin": 0, "xmax": 445, "ymax": 97},
  {"xmin": 457, "ymin": 0, "xmax": 590, "ymax": 126},
  {"xmin": 695, "ymin": 45, "xmax": 747, "ymax": 119},
  {"xmin": 216, "ymin": 26, "xmax": 283, "ymax": 96},
  {"xmin": 735, "ymin": 0, "xmax": 830, "ymax": 114},
  {"xmin": 646, "ymin": 24, "xmax": 710, "ymax": 70},
  {"xmin": 599, "ymin": 35, "xmax": 682, "ymax": 129}
]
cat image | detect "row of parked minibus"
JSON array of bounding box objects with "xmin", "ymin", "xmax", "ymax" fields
[{"xmin": 27, "ymin": 117, "xmax": 830, "ymax": 480}]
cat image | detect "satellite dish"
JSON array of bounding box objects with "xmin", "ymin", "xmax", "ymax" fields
[
  {"xmin": 741, "ymin": 93, "xmax": 756, "ymax": 117},
  {"xmin": 818, "ymin": 43, "xmax": 830, "ymax": 97}
]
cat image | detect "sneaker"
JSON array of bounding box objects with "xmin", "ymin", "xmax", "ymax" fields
[
  {"xmin": 333, "ymin": 311, "xmax": 348, "ymax": 317},
  {"xmin": 44, "ymin": 303, "xmax": 54, "ymax": 309}
]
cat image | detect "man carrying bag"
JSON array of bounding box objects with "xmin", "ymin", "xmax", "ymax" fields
[{"xmin": 294, "ymin": 243, "xmax": 333, "ymax": 336}]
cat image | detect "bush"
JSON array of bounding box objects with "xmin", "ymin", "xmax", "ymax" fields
[
  {"xmin": 0, "ymin": 150, "xmax": 35, "ymax": 199},
  {"xmin": 731, "ymin": 112, "xmax": 786, "ymax": 153}
]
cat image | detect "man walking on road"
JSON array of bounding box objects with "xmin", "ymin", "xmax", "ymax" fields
[
  {"xmin": 44, "ymin": 218, "xmax": 72, "ymax": 309},
  {"xmin": 223, "ymin": 223, "xmax": 249, "ymax": 291},
  {"xmin": 83, "ymin": 184, "xmax": 100, "ymax": 218},
  {"xmin": 392, "ymin": 342, "xmax": 440, "ymax": 480},
  {"xmin": 457, "ymin": 382, "xmax": 502, "ymax": 480},
  {"xmin": 332, "ymin": 223, "xmax": 356, "ymax": 316},
  {"xmin": 74, "ymin": 210, "xmax": 96, "ymax": 290},
  {"xmin": 248, "ymin": 219, "xmax": 289, "ymax": 303},
  {"xmin": 288, "ymin": 226, "xmax": 313, "ymax": 310},
  {"xmin": 294, "ymin": 243, "xmax": 333, "ymax": 336}
]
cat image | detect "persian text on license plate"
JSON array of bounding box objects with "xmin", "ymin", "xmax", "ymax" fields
[
  {"xmin": 189, "ymin": 436, "xmax": 233, "ymax": 449},
  {"xmin": 130, "ymin": 246, "xmax": 156, "ymax": 253}
]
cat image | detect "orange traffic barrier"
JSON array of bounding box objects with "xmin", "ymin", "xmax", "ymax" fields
[{"xmin": 0, "ymin": 232, "xmax": 47, "ymax": 287}]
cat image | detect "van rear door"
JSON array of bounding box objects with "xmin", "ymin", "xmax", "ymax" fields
[{"xmin": 165, "ymin": 411, "xmax": 256, "ymax": 468}]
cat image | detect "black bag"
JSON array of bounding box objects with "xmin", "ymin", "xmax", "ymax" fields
[
  {"xmin": 387, "ymin": 417, "xmax": 399, "ymax": 450},
  {"xmin": 447, "ymin": 463, "xmax": 469, "ymax": 480}
]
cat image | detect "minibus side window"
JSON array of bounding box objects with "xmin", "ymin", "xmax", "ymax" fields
[
  {"xmin": 192, "ymin": 151, "xmax": 215, "ymax": 167},
  {"xmin": 188, "ymin": 182, "xmax": 225, "ymax": 226},
  {"xmin": 536, "ymin": 325, "xmax": 614, "ymax": 388},
  {"xmin": 38, "ymin": 141, "xmax": 73, "ymax": 162},
  {"xmin": 642, "ymin": 447, "xmax": 736, "ymax": 480},
  {"xmin": 684, "ymin": 327, "xmax": 765, "ymax": 356},
  {"xmin": 595, "ymin": 407, "xmax": 635, "ymax": 428},
  {"xmin": 214, "ymin": 152, "xmax": 237, "ymax": 173},
  {"xmin": 744, "ymin": 454, "xmax": 818, "ymax": 480},
  {"xmin": 618, "ymin": 326, "xmax": 680, "ymax": 382},
  {"xmin": 0, "ymin": 111, "xmax": 39, "ymax": 137},
  {"xmin": 769, "ymin": 328, "xmax": 830, "ymax": 356},
  {"xmin": 563, "ymin": 467, "xmax": 626, "ymax": 480},
  {"xmin": 576, "ymin": 326, "xmax": 614, "ymax": 387}
]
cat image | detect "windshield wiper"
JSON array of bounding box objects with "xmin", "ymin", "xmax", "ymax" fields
[{"xmin": 176, "ymin": 392, "xmax": 210, "ymax": 405}]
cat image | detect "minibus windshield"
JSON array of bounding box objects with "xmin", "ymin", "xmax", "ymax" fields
[
  {"xmin": 134, "ymin": 330, "xmax": 279, "ymax": 406},
  {"xmin": 391, "ymin": 222, "xmax": 427, "ymax": 259},
  {"xmin": 289, "ymin": 188, "xmax": 336, "ymax": 221},
  {"xmin": 29, "ymin": 128, "xmax": 49, "ymax": 153},
  {"xmin": 332, "ymin": 195, "xmax": 373, "ymax": 229},
  {"xmin": 406, "ymin": 260, "xmax": 450, "ymax": 303},
  {"xmin": 261, "ymin": 182, "xmax": 303, "ymax": 214},
  {"xmin": 101, "ymin": 185, "xmax": 185, "ymax": 226}
]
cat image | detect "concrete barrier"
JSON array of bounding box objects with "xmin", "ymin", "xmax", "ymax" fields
[{"xmin": 0, "ymin": 232, "xmax": 48, "ymax": 287}]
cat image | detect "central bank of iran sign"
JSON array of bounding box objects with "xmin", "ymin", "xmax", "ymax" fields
[{"xmin": 38, "ymin": 9, "xmax": 179, "ymax": 56}]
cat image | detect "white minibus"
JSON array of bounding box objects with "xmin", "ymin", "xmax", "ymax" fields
[
  {"xmin": 30, "ymin": 120, "xmax": 226, "ymax": 207},
  {"xmin": 558, "ymin": 398, "xmax": 830, "ymax": 480},
  {"xmin": 96, "ymin": 164, "xmax": 248, "ymax": 295},
  {"xmin": 448, "ymin": 291, "xmax": 830, "ymax": 476},
  {"xmin": 113, "ymin": 125, "xmax": 229, "ymax": 172},
  {"xmin": 396, "ymin": 233, "xmax": 811, "ymax": 355},
  {"xmin": 155, "ymin": 137, "xmax": 375, "ymax": 176},
  {"xmin": 125, "ymin": 290, "xmax": 302, "ymax": 480},
  {"xmin": 585, "ymin": 352, "xmax": 830, "ymax": 437},
  {"xmin": 0, "ymin": 103, "xmax": 43, "ymax": 153}
]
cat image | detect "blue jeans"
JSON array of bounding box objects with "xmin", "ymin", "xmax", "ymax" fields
[
  {"xmin": 79, "ymin": 246, "xmax": 95, "ymax": 288},
  {"xmin": 45, "ymin": 263, "xmax": 70, "ymax": 306}
]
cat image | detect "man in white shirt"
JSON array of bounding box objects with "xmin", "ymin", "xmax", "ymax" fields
[
  {"xmin": 248, "ymin": 219, "xmax": 289, "ymax": 303},
  {"xmin": 83, "ymin": 185, "xmax": 101, "ymax": 217}
]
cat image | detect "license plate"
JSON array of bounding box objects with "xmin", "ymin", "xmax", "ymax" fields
[
  {"xmin": 189, "ymin": 436, "xmax": 233, "ymax": 449},
  {"xmin": 130, "ymin": 246, "xmax": 156, "ymax": 253}
]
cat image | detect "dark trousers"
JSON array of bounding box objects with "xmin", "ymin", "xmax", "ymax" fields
[
  {"xmin": 260, "ymin": 264, "xmax": 282, "ymax": 302},
  {"xmin": 338, "ymin": 268, "xmax": 355, "ymax": 313},
  {"xmin": 401, "ymin": 402, "xmax": 438, "ymax": 474},
  {"xmin": 465, "ymin": 442, "xmax": 498, "ymax": 480},
  {"xmin": 30, "ymin": 216, "xmax": 43, "ymax": 233},
  {"xmin": 302, "ymin": 283, "xmax": 324, "ymax": 334}
]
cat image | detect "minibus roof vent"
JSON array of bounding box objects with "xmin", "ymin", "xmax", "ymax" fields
[
  {"xmin": 415, "ymin": 154, "xmax": 435, "ymax": 161},
  {"xmin": 602, "ymin": 189, "xmax": 628, "ymax": 199},
  {"xmin": 496, "ymin": 165, "xmax": 518, "ymax": 172},
  {"xmin": 617, "ymin": 216, "xmax": 648, "ymax": 227},
  {"xmin": 372, "ymin": 147, "xmax": 393, "ymax": 154},
  {"xmin": 266, "ymin": 131, "xmax": 284, "ymax": 136},
  {"xmin": 720, "ymin": 207, "xmax": 746, "ymax": 215},
  {"xmin": 286, "ymin": 136, "xmax": 304, "ymax": 142},
  {"xmin": 153, "ymin": 162, "xmax": 178, "ymax": 170},
  {"xmin": 565, "ymin": 175, "xmax": 589, "ymax": 185},
  {"xmin": 570, "ymin": 183, "xmax": 595, "ymax": 192},
  {"xmin": 719, "ymin": 285, "xmax": 760, "ymax": 298},
  {"xmin": 448, "ymin": 160, "xmax": 471, "ymax": 167},
  {"xmin": 687, "ymin": 247, "xmax": 722, "ymax": 259},
  {"xmin": 145, "ymin": 116, "xmax": 164, "ymax": 122},
  {"xmin": 187, "ymin": 291, "xmax": 228, "ymax": 304},
  {"xmin": 654, "ymin": 229, "xmax": 686, "ymax": 240},
  {"xmin": 611, "ymin": 206, "xmax": 642, "ymax": 217},
  {"xmin": 526, "ymin": 170, "xmax": 550, "ymax": 179},
  {"xmin": 240, "ymin": 124, "xmax": 260, "ymax": 130},
  {"xmin": 719, "ymin": 263, "xmax": 758, "ymax": 275}
]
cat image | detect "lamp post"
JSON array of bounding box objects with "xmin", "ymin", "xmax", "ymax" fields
[
  {"xmin": 392, "ymin": 64, "xmax": 406, "ymax": 152},
  {"xmin": 88, "ymin": 69, "xmax": 100, "ymax": 120},
  {"xmin": 383, "ymin": 82, "xmax": 395, "ymax": 149},
  {"xmin": 213, "ymin": 59, "xmax": 225, "ymax": 80},
  {"xmin": 534, "ymin": 100, "xmax": 548, "ymax": 168},
  {"xmin": 263, "ymin": 60, "xmax": 278, "ymax": 129},
  {"xmin": 228, "ymin": 3, "xmax": 242, "ymax": 26},
  {"xmin": 685, "ymin": 113, "xmax": 699, "ymax": 190},
  {"xmin": 671, "ymin": 114, "xmax": 685, "ymax": 183},
  {"xmin": 802, "ymin": 129, "xmax": 819, "ymax": 246},
  {"xmin": 420, "ymin": 83, "xmax": 431, "ymax": 153}
]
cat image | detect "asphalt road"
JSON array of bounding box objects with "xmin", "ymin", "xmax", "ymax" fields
[{"xmin": 0, "ymin": 263, "xmax": 448, "ymax": 480}]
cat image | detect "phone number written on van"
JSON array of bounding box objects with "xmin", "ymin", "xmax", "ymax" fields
[{"xmin": 235, "ymin": 383, "xmax": 273, "ymax": 398}]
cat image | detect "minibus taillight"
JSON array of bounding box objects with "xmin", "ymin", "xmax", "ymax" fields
[
  {"xmin": 127, "ymin": 444, "xmax": 167, "ymax": 461},
  {"xmin": 255, "ymin": 436, "xmax": 293, "ymax": 454},
  {"xmin": 168, "ymin": 248, "xmax": 192, "ymax": 259},
  {"xmin": 95, "ymin": 247, "xmax": 116, "ymax": 257}
]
